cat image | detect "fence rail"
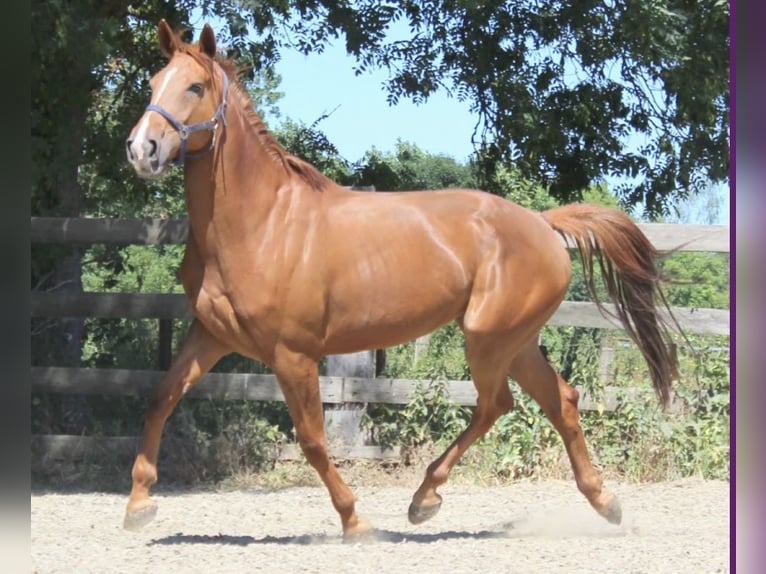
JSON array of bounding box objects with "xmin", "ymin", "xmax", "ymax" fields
[
  {"xmin": 31, "ymin": 216, "xmax": 730, "ymax": 462},
  {"xmin": 31, "ymin": 217, "xmax": 730, "ymax": 252},
  {"xmin": 29, "ymin": 362, "xmax": 683, "ymax": 415},
  {"xmin": 31, "ymin": 434, "xmax": 400, "ymax": 462},
  {"xmin": 30, "ymin": 292, "xmax": 729, "ymax": 335}
]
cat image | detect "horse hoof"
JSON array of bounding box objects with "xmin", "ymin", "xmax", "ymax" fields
[
  {"xmin": 408, "ymin": 494, "xmax": 443, "ymax": 525},
  {"xmin": 600, "ymin": 494, "xmax": 622, "ymax": 525},
  {"xmin": 123, "ymin": 499, "xmax": 158, "ymax": 531},
  {"xmin": 342, "ymin": 516, "xmax": 375, "ymax": 543}
]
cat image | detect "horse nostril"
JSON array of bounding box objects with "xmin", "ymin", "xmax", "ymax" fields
[
  {"xmin": 148, "ymin": 139, "xmax": 158, "ymax": 158},
  {"xmin": 126, "ymin": 139, "xmax": 135, "ymax": 161}
]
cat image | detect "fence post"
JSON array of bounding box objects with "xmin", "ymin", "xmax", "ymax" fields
[
  {"xmin": 599, "ymin": 346, "xmax": 614, "ymax": 384},
  {"xmin": 413, "ymin": 334, "xmax": 431, "ymax": 365},
  {"xmin": 324, "ymin": 352, "xmax": 373, "ymax": 448},
  {"xmin": 157, "ymin": 318, "xmax": 173, "ymax": 370}
]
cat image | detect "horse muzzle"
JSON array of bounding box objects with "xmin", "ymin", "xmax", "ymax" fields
[{"xmin": 126, "ymin": 131, "xmax": 175, "ymax": 179}]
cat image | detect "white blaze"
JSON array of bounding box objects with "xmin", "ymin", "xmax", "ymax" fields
[
  {"xmin": 131, "ymin": 67, "xmax": 178, "ymax": 161},
  {"xmin": 151, "ymin": 67, "xmax": 178, "ymax": 104}
]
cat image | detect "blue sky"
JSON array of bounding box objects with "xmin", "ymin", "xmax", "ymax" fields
[
  {"xmin": 273, "ymin": 43, "xmax": 729, "ymax": 225},
  {"xmin": 273, "ymin": 42, "xmax": 478, "ymax": 164}
]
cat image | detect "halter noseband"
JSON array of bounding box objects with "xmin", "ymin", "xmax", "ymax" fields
[{"xmin": 144, "ymin": 67, "xmax": 229, "ymax": 165}]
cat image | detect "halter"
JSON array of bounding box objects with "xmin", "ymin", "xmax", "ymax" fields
[{"xmin": 145, "ymin": 67, "xmax": 229, "ymax": 165}]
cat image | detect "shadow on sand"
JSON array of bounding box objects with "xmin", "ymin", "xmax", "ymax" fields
[
  {"xmin": 147, "ymin": 512, "xmax": 631, "ymax": 547},
  {"xmin": 147, "ymin": 527, "xmax": 515, "ymax": 547}
]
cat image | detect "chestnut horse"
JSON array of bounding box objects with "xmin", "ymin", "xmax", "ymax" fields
[{"xmin": 124, "ymin": 20, "xmax": 679, "ymax": 538}]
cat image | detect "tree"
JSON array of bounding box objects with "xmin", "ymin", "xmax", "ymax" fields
[
  {"xmin": 354, "ymin": 140, "xmax": 477, "ymax": 190},
  {"xmin": 281, "ymin": 0, "xmax": 729, "ymax": 216},
  {"xmin": 33, "ymin": 1, "xmax": 180, "ymax": 378},
  {"xmin": 274, "ymin": 118, "xmax": 354, "ymax": 184},
  {"xmin": 32, "ymin": 2, "xmax": 195, "ymax": 429}
]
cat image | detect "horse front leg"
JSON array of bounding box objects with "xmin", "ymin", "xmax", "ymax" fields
[
  {"xmin": 124, "ymin": 319, "xmax": 228, "ymax": 531},
  {"xmin": 273, "ymin": 347, "xmax": 372, "ymax": 540}
]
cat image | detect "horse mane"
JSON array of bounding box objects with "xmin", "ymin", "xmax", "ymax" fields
[{"xmin": 171, "ymin": 32, "xmax": 330, "ymax": 191}]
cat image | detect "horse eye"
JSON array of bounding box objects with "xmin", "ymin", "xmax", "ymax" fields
[{"xmin": 188, "ymin": 83, "xmax": 204, "ymax": 96}]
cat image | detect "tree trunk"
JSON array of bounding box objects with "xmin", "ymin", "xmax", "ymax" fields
[{"xmin": 31, "ymin": 10, "xmax": 93, "ymax": 432}]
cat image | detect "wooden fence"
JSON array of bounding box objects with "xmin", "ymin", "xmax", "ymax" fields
[{"xmin": 30, "ymin": 216, "xmax": 730, "ymax": 461}]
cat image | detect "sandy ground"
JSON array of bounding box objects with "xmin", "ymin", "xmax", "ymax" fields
[{"xmin": 32, "ymin": 479, "xmax": 729, "ymax": 574}]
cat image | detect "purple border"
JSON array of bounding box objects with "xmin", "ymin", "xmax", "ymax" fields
[{"xmin": 728, "ymin": 1, "xmax": 735, "ymax": 572}]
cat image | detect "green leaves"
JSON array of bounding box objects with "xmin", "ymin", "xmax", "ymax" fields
[
  {"xmin": 281, "ymin": 0, "xmax": 728, "ymax": 216},
  {"xmin": 361, "ymin": 380, "xmax": 473, "ymax": 454},
  {"xmin": 353, "ymin": 140, "xmax": 477, "ymax": 191},
  {"xmin": 275, "ymin": 118, "xmax": 354, "ymax": 183},
  {"xmin": 33, "ymin": 0, "xmax": 728, "ymax": 223}
]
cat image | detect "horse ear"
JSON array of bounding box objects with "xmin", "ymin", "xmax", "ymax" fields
[
  {"xmin": 158, "ymin": 19, "xmax": 177, "ymax": 58},
  {"xmin": 199, "ymin": 24, "xmax": 217, "ymax": 58}
]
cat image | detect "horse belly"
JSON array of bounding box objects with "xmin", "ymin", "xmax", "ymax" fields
[{"xmin": 322, "ymin": 259, "xmax": 471, "ymax": 354}]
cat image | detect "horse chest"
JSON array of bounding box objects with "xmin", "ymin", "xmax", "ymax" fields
[{"xmin": 181, "ymin": 259, "xmax": 281, "ymax": 359}]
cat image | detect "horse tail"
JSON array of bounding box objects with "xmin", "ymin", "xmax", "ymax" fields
[{"xmin": 541, "ymin": 203, "xmax": 681, "ymax": 409}]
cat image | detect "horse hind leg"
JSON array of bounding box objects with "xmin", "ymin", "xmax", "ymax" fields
[
  {"xmin": 409, "ymin": 333, "xmax": 515, "ymax": 524},
  {"xmin": 508, "ymin": 339, "xmax": 622, "ymax": 524},
  {"xmin": 124, "ymin": 319, "xmax": 228, "ymax": 531}
]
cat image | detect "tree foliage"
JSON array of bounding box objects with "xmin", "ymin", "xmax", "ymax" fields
[
  {"xmin": 661, "ymin": 253, "xmax": 729, "ymax": 310},
  {"xmin": 274, "ymin": 118, "xmax": 355, "ymax": 183},
  {"xmin": 354, "ymin": 140, "xmax": 477, "ymax": 190},
  {"xmin": 281, "ymin": 0, "xmax": 729, "ymax": 215},
  {"xmin": 32, "ymin": 0, "xmax": 728, "ymax": 222}
]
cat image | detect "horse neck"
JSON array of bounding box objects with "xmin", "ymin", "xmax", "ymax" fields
[{"xmin": 182, "ymin": 99, "xmax": 289, "ymax": 247}]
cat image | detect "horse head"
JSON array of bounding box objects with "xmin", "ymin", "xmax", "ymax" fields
[{"xmin": 126, "ymin": 19, "xmax": 228, "ymax": 178}]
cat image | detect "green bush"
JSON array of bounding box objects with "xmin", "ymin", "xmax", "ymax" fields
[
  {"xmin": 364, "ymin": 327, "xmax": 730, "ymax": 482},
  {"xmin": 362, "ymin": 380, "xmax": 473, "ymax": 461}
]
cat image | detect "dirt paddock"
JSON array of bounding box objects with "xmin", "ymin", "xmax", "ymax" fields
[{"xmin": 32, "ymin": 479, "xmax": 729, "ymax": 573}]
